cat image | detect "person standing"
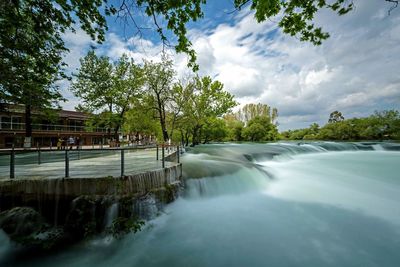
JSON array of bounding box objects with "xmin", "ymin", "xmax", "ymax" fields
[
  {"xmin": 68, "ymin": 136, "xmax": 75, "ymax": 150},
  {"xmin": 57, "ymin": 137, "xmax": 63, "ymax": 150},
  {"xmin": 76, "ymin": 137, "xmax": 80, "ymax": 149}
]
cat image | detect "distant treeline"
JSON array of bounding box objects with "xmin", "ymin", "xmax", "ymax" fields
[
  {"xmin": 188, "ymin": 103, "xmax": 279, "ymax": 144},
  {"xmin": 280, "ymin": 110, "xmax": 400, "ymax": 141},
  {"xmin": 180, "ymin": 107, "xmax": 400, "ymax": 144}
]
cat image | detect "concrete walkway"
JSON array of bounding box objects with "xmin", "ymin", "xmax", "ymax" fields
[{"xmin": 0, "ymin": 148, "xmax": 178, "ymax": 179}]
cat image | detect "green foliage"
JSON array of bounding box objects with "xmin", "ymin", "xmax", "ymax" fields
[
  {"xmin": 107, "ymin": 217, "xmax": 145, "ymax": 239},
  {"xmin": 177, "ymin": 76, "xmax": 237, "ymax": 146},
  {"xmin": 131, "ymin": 0, "xmax": 355, "ymax": 68},
  {"xmin": 221, "ymin": 103, "xmax": 278, "ymax": 143},
  {"xmin": 72, "ymin": 51, "xmax": 144, "ymax": 140},
  {"xmin": 235, "ymin": 103, "xmax": 278, "ymax": 126},
  {"xmin": 202, "ymin": 117, "xmax": 229, "ymax": 143},
  {"xmin": 328, "ymin": 110, "xmax": 345, "ymax": 123},
  {"xmin": 224, "ymin": 114, "xmax": 244, "ymax": 141},
  {"xmin": 281, "ymin": 110, "xmax": 400, "ymax": 141},
  {"xmin": 0, "ymin": 0, "xmax": 111, "ymax": 138},
  {"xmin": 0, "ymin": 0, "xmax": 367, "ymax": 142},
  {"xmin": 142, "ymin": 57, "xmax": 176, "ymax": 142},
  {"xmin": 136, "ymin": 0, "xmax": 206, "ymax": 70},
  {"xmin": 124, "ymin": 98, "xmax": 161, "ymax": 136},
  {"xmin": 242, "ymin": 116, "xmax": 278, "ymax": 141},
  {"xmin": 235, "ymin": 0, "xmax": 353, "ymax": 46}
]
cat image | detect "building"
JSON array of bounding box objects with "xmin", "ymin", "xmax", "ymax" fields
[{"xmin": 0, "ymin": 104, "xmax": 112, "ymax": 148}]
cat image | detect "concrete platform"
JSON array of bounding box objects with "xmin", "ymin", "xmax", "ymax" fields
[{"xmin": 0, "ymin": 148, "xmax": 178, "ymax": 179}]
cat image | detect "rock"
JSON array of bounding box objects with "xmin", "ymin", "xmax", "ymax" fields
[
  {"xmin": 0, "ymin": 207, "xmax": 45, "ymax": 240},
  {"xmin": 64, "ymin": 196, "xmax": 97, "ymax": 238}
]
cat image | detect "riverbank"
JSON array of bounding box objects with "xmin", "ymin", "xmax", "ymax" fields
[{"xmin": 0, "ymin": 150, "xmax": 183, "ymax": 252}]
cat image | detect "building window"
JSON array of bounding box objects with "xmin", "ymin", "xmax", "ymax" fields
[
  {"xmin": 12, "ymin": 116, "xmax": 22, "ymax": 129},
  {"xmin": 0, "ymin": 116, "xmax": 11, "ymax": 129},
  {"xmin": 0, "ymin": 116, "xmax": 22, "ymax": 130}
]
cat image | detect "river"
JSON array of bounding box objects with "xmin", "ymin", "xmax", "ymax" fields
[{"xmin": 1, "ymin": 142, "xmax": 400, "ymax": 267}]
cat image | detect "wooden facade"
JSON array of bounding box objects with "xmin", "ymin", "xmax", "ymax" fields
[{"xmin": 0, "ymin": 105, "xmax": 111, "ymax": 148}]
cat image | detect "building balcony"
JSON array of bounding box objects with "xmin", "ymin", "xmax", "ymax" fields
[{"xmin": 0, "ymin": 123, "xmax": 117, "ymax": 134}]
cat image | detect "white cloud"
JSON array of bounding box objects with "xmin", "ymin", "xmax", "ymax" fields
[
  {"xmin": 59, "ymin": 0, "xmax": 400, "ymax": 127},
  {"xmin": 59, "ymin": 29, "xmax": 94, "ymax": 110},
  {"xmin": 63, "ymin": 28, "xmax": 94, "ymax": 73},
  {"xmin": 181, "ymin": 0, "xmax": 400, "ymax": 130}
]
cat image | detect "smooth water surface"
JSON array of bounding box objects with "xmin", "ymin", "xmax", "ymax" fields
[{"xmin": 1, "ymin": 142, "xmax": 400, "ymax": 267}]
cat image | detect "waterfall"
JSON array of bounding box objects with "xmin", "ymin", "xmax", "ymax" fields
[
  {"xmin": 132, "ymin": 195, "xmax": 158, "ymax": 220},
  {"xmin": 372, "ymin": 144, "xmax": 384, "ymax": 151},
  {"xmin": 104, "ymin": 203, "xmax": 119, "ymax": 228},
  {"xmin": 185, "ymin": 167, "xmax": 271, "ymax": 198},
  {"xmin": 2, "ymin": 142, "xmax": 400, "ymax": 267},
  {"xmin": 0, "ymin": 230, "xmax": 10, "ymax": 254},
  {"xmin": 53, "ymin": 178, "xmax": 63, "ymax": 226}
]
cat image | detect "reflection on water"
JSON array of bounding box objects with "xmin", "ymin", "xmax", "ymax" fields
[{"xmin": 1, "ymin": 142, "xmax": 400, "ymax": 267}]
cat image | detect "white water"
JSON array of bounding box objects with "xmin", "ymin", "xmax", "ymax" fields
[
  {"xmin": 104, "ymin": 203, "xmax": 119, "ymax": 228},
  {"xmin": 1, "ymin": 142, "xmax": 400, "ymax": 267}
]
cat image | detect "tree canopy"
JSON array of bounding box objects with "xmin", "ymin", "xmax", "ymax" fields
[
  {"xmin": 71, "ymin": 51, "xmax": 144, "ymax": 140},
  {"xmin": 281, "ymin": 110, "xmax": 400, "ymax": 141},
  {"xmin": 1, "ymin": 0, "xmax": 396, "ymax": 146},
  {"xmin": 0, "ymin": 0, "xmax": 110, "ymax": 145}
]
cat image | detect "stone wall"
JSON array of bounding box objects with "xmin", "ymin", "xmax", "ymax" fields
[
  {"xmin": 0, "ymin": 164, "xmax": 182, "ymax": 200},
  {"xmin": 0, "ymin": 164, "xmax": 183, "ymax": 247}
]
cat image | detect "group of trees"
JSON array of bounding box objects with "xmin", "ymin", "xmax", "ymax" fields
[
  {"xmin": 0, "ymin": 0, "xmax": 363, "ymax": 146},
  {"xmin": 72, "ymin": 52, "xmax": 237, "ymax": 146},
  {"xmin": 281, "ymin": 110, "xmax": 400, "ymax": 141},
  {"xmin": 72, "ymin": 51, "xmax": 144, "ymax": 140},
  {"xmin": 187, "ymin": 103, "xmax": 279, "ymax": 144},
  {"xmin": 0, "ymin": 1, "xmax": 395, "ymax": 147},
  {"xmin": 72, "ymin": 53, "xmax": 281, "ymax": 145},
  {"xmin": 0, "ymin": 0, "xmax": 108, "ymax": 146},
  {"xmin": 224, "ymin": 103, "xmax": 279, "ymax": 142}
]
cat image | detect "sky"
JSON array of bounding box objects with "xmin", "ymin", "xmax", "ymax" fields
[{"xmin": 61, "ymin": 0, "xmax": 400, "ymax": 131}]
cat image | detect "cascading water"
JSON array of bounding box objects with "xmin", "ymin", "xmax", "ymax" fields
[
  {"xmin": 104, "ymin": 203, "xmax": 119, "ymax": 228},
  {"xmin": 1, "ymin": 142, "xmax": 400, "ymax": 267}
]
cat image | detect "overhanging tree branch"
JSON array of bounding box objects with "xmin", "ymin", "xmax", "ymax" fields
[{"xmin": 386, "ymin": 0, "xmax": 399, "ymax": 15}]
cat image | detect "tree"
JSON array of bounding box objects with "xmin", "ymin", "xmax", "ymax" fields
[
  {"xmin": 1, "ymin": 0, "xmax": 384, "ymax": 147},
  {"xmin": 201, "ymin": 117, "xmax": 228, "ymax": 143},
  {"xmin": 0, "ymin": 0, "xmax": 110, "ymax": 147},
  {"xmin": 372, "ymin": 110, "xmax": 400, "ymax": 139},
  {"xmin": 328, "ymin": 110, "xmax": 345, "ymax": 123},
  {"xmin": 142, "ymin": 57, "xmax": 176, "ymax": 142},
  {"xmin": 309, "ymin": 123, "xmax": 320, "ymax": 135},
  {"xmin": 282, "ymin": 109, "xmax": 400, "ymax": 141},
  {"xmin": 236, "ymin": 103, "xmax": 278, "ymax": 126},
  {"xmin": 124, "ymin": 97, "xmax": 160, "ymax": 140},
  {"xmin": 72, "ymin": 52, "xmax": 144, "ymax": 141},
  {"xmin": 242, "ymin": 116, "xmax": 278, "ymax": 142},
  {"xmin": 167, "ymin": 80, "xmax": 194, "ymax": 141},
  {"xmin": 183, "ymin": 76, "xmax": 237, "ymax": 146},
  {"xmin": 224, "ymin": 114, "xmax": 244, "ymax": 141}
]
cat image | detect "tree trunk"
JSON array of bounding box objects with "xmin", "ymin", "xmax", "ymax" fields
[
  {"xmin": 159, "ymin": 110, "xmax": 169, "ymax": 142},
  {"xmin": 25, "ymin": 104, "xmax": 32, "ymax": 137},
  {"xmin": 114, "ymin": 126, "xmax": 120, "ymax": 142},
  {"xmin": 184, "ymin": 130, "xmax": 190, "ymax": 147},
  {"xmin": 191, "ymin": 128, "xmax": 197, "ymax": 147},
  {"xmin": 180, "ymin": 130, "xmax": 184, "ymax": 147},
  {"xmin": 24, "ymin": 104, "xmax": 32, "ymax": 148},
  {"xmin": 156, "ymin": 95, "xmax": 169, "ymax": 142},
  {"xmin": 161, "ymin": 119, "xmax": 169, "ymax": 142},
  {"xmin": 191, "ymin": 125, "xmax": 201, "ymax": 147}
]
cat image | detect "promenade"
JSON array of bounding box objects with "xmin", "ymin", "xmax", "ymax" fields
[{"xmin": 0, "ymin": 146, "xmax": 178, "ymax": 179}]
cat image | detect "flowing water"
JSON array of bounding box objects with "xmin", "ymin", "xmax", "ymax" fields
[{"xmin": 1, "ymin": 142, "xmax": 400, "ymax": 267}]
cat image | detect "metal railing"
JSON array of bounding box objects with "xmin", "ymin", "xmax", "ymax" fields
[
  {"xmin": 1, "ymin": 143, "xmax": 181, "ymax": 179},
  {"xmin": 0, "ymin": 122, "xmax": 117, "ymax": 133}
]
